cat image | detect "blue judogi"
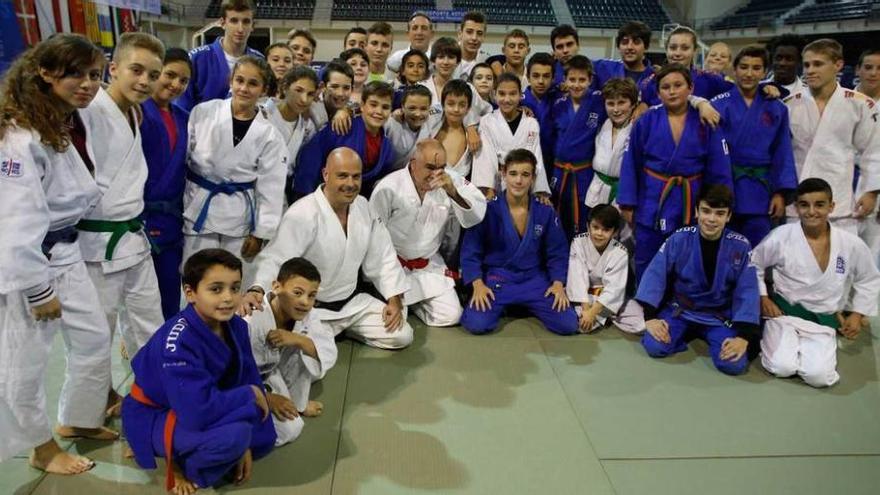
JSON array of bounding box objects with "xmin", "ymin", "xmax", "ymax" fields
[
  {"xmin": 618, "ymin": 105, "xmax": 732, "ymax": 280},
  {"xmin": 548, "ymin": 91, "xmax": 607, "ymax": 238},
  {"xmin": 522, "ymin": 86, "xmax": 558, "ymax": 175},
  {"xmin": 635, "ymin": 227, "xmax": 760, "ymax": 375},
  {"xmin": 711, "ymin": 89, "xmax": 797, "ymax": 246},
  {"xmin": 460, "ymin": 196, "xmax": 579, "ymax": 335},
  {"xmin": 176, "ymin": 39, "xmax": 263, "ymax": 112},
  {"xmin": 639, "ymin": 68, "xmax": 734, "ymax": 107},
  {"xmin": 140, "ymin": 99, "xmax": 189, "ymax": 319},
  {"xmin": 552, "ymin": 60, "xmax": 566, "ymax": 92},
  {"xmin": 122, "ymin": 305, "xmax": 276, "ymax": 489},
  {"xmin": 293, "ymin": 116, "xmax": 396, "ymax": 200},
  {"xmin": 592, "ymin": 58, "xmax": 655, "ymax": 90}
]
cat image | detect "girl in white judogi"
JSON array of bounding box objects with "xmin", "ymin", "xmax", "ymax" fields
[
  {"xmin": 184, "ymin": 56, "xmax": 288, "ymax": 286},
  {"xmin": 244, "ymin": 258, "xmax": 337, "ymax": 446},
  {"xmin": 567, "ymin": 205, "xmax": 645, "ymax": 334},
  {"xmin": 753, "ymin": 179, "xmax": 880, "ymax": 388}
]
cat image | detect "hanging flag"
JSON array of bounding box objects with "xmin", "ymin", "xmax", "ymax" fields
[
  {"xmin": 115, "ymin": 7, "xmax": 135, "ymax": 33},
  {"xmin": 96, "ymin": 2, "xmax": 112, "ymax": 47},
  {"xmin": 68, "ymin": 0, "xmax": 87, "ymax": 35},
  {"xmin": 83, "ymin": 0, "xmax": 100, "ymax": 44},
  {"xmin": 1, "ymin": 0, "xmax": 27, "ymax": 74},
  {"xmin": 14, "ymin": 0, "xmax": 40, "ymax": 46}
]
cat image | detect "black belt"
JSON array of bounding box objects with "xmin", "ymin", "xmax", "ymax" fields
[
  {"xmin": 314, "ymin": 290, "xmax": 360, "ymax": 313},
  {"xmin": 41, "ymin": 226, "xmax": 79, "ymax": 260}
]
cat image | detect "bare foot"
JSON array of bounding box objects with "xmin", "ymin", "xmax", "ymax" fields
[
  {"xmin": 29, "ymin": 439, "xmax": 95, "ymax": 475},
  {"xmin": 55, "ymin": 425, "xmax": 119, "ymax": 440},
  {"xmin": 123, "ymin": 446, "xmax": 134, "ymax": 459},
  {"xmin": 106, "ymin": 389, "xmax": 123, "ymax": 418},
  {"xmin": 169, "ymin": 460, "xmax": 198, "ymax": 495},
  {"xmin": 302, "ymin": 400, "xmax": 324, "ymax": 417}
]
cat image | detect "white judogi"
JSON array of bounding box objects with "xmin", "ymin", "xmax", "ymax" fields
[
  {"xmin": 263, "ymin": 98, "xmax": 317, "ymax": 179},
  {"xmin": 384, "ymin": 117, "xmax": 432, "ymax": 171},
  {"xmin": 566, "ymin": 235, "xmax": 644, "ymax": 333},
  {"xmin": 183, "ymin": 99, "xmax": 288, "ymax": 286},
  {"xmin": 245, "ymin": 295, "xmax": 337, "ymax": 446},
  {"xmin": 370, "ymin": 167, "xmax": 486, "ymax": 326},
  {"xmin": 785, "ymin": 84, "xmax": 880, "ymax": 231},
  {"xmin": 752, "ymin": 223, "xmax": 880, "ymax": 387},
  {"xmin": 585, "ymin": 119, "xmax": 634, "ymax": 242},
  {"xmin": 78, "ymin": 88, "xmax": 162, "ymax": 356},
  {"xmin": 454, "ymin": 50, "xmax": 489, "ymax": 80},
  {"xmin": 252, "ymin": 187, "xmax": 412, "ymax": 349},
  {"xmin": 853, "ymin": 90, "xmax": 880, "ymax": 266},
  {"xmin": 0, "ymin": 127, "xmax": 111, "ymax": 461},
  {"xmin": 471, "ymin": 109, "xmax": 551, "ymax": 195},
  {"xmin": 418, "ymin": 77, "xmax": 492, "ymax": 126}
]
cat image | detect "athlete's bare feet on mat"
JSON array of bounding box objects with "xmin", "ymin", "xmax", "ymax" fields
[
  {"xmin": 106, "ymin": 389, "xmax": 123, "ymax": 418},
  {"xmin": 55, "ymin": 425, "xmax": 119, "ymax": 440},
  {"xmin": 169, "ymin": 461, "xmax": 198, "ymax": 495},
  {"xmin": 303, "ymin": 400, "xmax": 324, "ymax": 417},
  {"xmin": 29, "ymin": 439, "xmax": 95, "ymax": 475}
]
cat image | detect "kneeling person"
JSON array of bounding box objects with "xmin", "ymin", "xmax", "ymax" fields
[
  {"xmin": 122, "ymin": 249, "xmax": 275, "ymax": 493},
  {"xmin": 245, "ymin": 257, "xmax": 337, "ymax": 445},
  {"xmin": 636, "ymin": 185, "xmax": 760, "ymax": 375}
]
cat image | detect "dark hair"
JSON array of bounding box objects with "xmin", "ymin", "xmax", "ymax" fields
[
  {"xmin": 344, "ymin": 27, "xmax": 367, "ymax": 44},
  {"xmin": 163, "ymin": 47, "xmax": 192, "ymax": 72},
  {"xmin": 441, "ymin": 79, "xmax": 472, "ymax": 108},
  {"xmin": 666, "ymin": 25, "xmax": 697, "ymax": 50},
  {"xmin": 341, "ymin": 47, "xmax": 368, "ymax": 63},
  {"xmin": 589, "ymin": 204, "xmax": 622, "ymax": 231},
  {"xmin": 265, "ymin": 42, "xmax": 293, "ymax": 58},
  {"xmin": 431, "ymin": 37, "xmax": 462, "ymax": 63},
  {"xmin": 796, "ymin": 177, "xmax": 833, "ymax": 201},
  {"xmin": 503, "ymin": 148, "xmax": 537, "ymax": 172},
  {"xmin": 219, "ymin": 0, "xmax": 254, "ymax": 17},
  {"xmin": 697, "ymin": 183, "xmax": 733, "ymax": 210},
  {"xmin": 182, "ymin": 249, "xmax": 242, "ymax": 288},
  {"xmin": 858, "ymin": 49, "xmax": 880, "ymax": 67},
  {"xmin": 460, "ymin": 10, "xmax": 487, "ymax": 29},
  {"xmin": 367, "ymin": 21, "xmax": 393, "ymax": 37},
  {"xmin": 408, "ymin": 11, "xmax": 433, "ymax": 30},
  {"xmin": 616, "ymin": 21, "xmax": 651, "ymax": 50},
  {"xmin": 527, "ymin": 52, "xmax": 555, "ymax": 76},
  {"xmin": 766, "ymin": 33, "xmax": 806, "ymax": 59},
  {"xmin": 469, "ymin": 62, "xmax": 494, "ymax": 83},
  {"xmin": 601, "ymin": 78, "xmax": 638, "ymax": 105},
  {"xmin": 401, "ymin": 84, "xmax": 432, "ymax": 105},
  {"xmin": 322, "ymin": 59, "xmax": 354, "ymax": 84},
  {"xmin": 279, "ymin": 65, "xmax": 319, "ymax": 99},
  {"xmin": 496, "ymin": 72, "xmax": 522, "ymax": 92},
  {"xmin": 398, "ymin": 49, "xmax": 429, "ymax": 84},
  {"xmin": 733, "ymin": 45, "xmax": 769, "ymax": 70},
  {"xmin": 288, "ymin": 29, "xmax": 317, "ymax": 50},
  {"xmin": 564, "ymin": 54, "xmax": 593, "ymax": 78},
  {"xmin": 655, "ymin": 63, "xmax": 692, "ymax": 88},
  {"xmin": 277, "ymin": 257, "xmax": 321, "ymax": 283},
  {"xmin": 362, "ymin": 80, "xmax": 394, "ymax": 104},
  {"xmin": 504, "ymin": 29, "xmax": 530, "ymax": 46},
  {"xmin": 551, "ymin": 24, "xmax": 579, "ymax": 48},
  {"xmin": 233, "ymin": 54, "xmax": 274, "ymax": 94}
]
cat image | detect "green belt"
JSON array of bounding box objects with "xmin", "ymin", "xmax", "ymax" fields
[
  {"xmin": 594, "ymin": 170, "xmax": 619, "ymax": 204},
  {"xmin": 771, "ymin": 293, "xmax": 838, "ymax": 328},
  {"xmin": 732, "ymin": 165, "xmax": 771, "ymax": 193},
  {"xmin": 76, "ymin": 218, "xmax": 144, "ymax": 261}
]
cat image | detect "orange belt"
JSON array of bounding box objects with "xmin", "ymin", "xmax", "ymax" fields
[
  {"xmin": 554, "ymin": 161, "xmax": 592, "ymax": 231},
  {"xmin": 130, "ymin": 383, "xmax": 178, "ymax": 491},
  {"xmin": 643, "ymin": 168, "xmax": 702, "ymax": 228}
]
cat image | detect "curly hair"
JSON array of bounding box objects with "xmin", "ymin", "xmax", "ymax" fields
[{"xmin": 0, "ymin": 34, "xmax": 104, "ymax": 152}]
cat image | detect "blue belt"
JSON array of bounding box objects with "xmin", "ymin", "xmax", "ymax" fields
[
  {"xmin": 41, "ymin": 226, "xmax": 79, "ymax": 259},
  {"xmin": 186, "ymin": 170, "xmax": 256, "ymax": 233}
]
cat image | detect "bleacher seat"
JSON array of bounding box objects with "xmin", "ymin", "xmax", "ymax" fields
[
  {"xmin": 450, "ymin": 0, "xmax": 557, "ymax": 26},
  {"xmin": 786, "ymin": 0, "xmax": 877, "ymax": 24},
  {"xmin": 567, "ymin": 0, "xmax": 670, "ymax": 30},
  {"xmin": 205, "ymin": 0, "xmax": 316, "ymax": 20},
  {"xmin": 710, "ymin": 0, "xmax": 801, "ymax": 30},
  {"xmin": 331, "ymin": 0, "xmax": 435, "ymax": 22}
]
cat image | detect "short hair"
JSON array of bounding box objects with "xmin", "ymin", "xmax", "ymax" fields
[
  {"xmin": 182, "ymin": 249, "xmax": 242, "ymax": 288},
  {"xmin": 796, "ymin": 177, "xmax": 833, "ymax": 201},
  {"xmin": 803, "ymin": 38, "xmax": 843, "ymax": 62},
  {"xmin": 858, "ymin": 49, "xmax": 880, "ymax": 67},
  {"xmin": 601, "ymin": 78, "xmax": 638, "ymax": 105},
  {"xmin": 407, "ymin": 11, "xmax": 433, "ymax": 30},
  {"xmin": 398, "ymin": 48, "xmax": 429, "ymax": 84},
  {"xmin": 766, "ymin": 33, "xmax": 806, "ymax": 58},
  {"xmin": 278, "ymin": 65, "xmax": 319, "ymax": 99},
  {"xmin": 113, "ymin": 32, "xmax": 164, "ymax": 63},
  {"xmin": 469, "ymin": 62, "xmax": 494, "ymax": 81},
  {"xmin": 666, "ymin": 25, "xmax": 697, "ymax": 49},
  {"xmin": 441, "ymin": 79, "xmax": 473, "ymax": 108},
  {"xmin": 655, "ymin": 63, "xmax": 692, "ymax": 88},
  {"xmin": 341, "ymin": 47, "xmax": 368, "ymax": 63},
  {"xmin": 264, "ymin": 42, "xmax": 293, "ymax": 58},
  {"xmin": 362, "ymin": 80, "xmax": 394, "ymax": 104},
  {"xmin": 367, "ymin": 21, "xmax": 393, "ymax": 37},
  {"xmin": 277, "ymin": 257, "xmax": 321, "ymax": 283},
  {"xmin": 527, "ymin": 52, "xmax": 555, "ymax": 75},
  {"xmin": 401, "ymin": 84, "xmax": 432, "ymax": 105},
  {"xmin": 163, "ymin": 47, "xmax": 192, "ymax": 72},
  {"xmin": 321, "ymin": 60, "xmax": 354, "ymax": 84},
  {"xmin": 502, "ymin": 148, "xmax": 537, "ymax": 172},
  {"xmin": 460, "ymin": 10, "xmax": 486, "ymax": 29},
  {"xmin": 697, "ymin": 183, "xmax": 733, "ymax": 210},
  {"xmin": 504, "ymin": 29, "xmax": 530, "ymax": 46},
  {"xmin": 219, "ymin": 0, "xmax": 254, "ymax": 17},
  {"xmin": 344, "ymin": 27, "xmax": 367, "ymax": 44},
  {"xmin": 551, "ymin": 24, "xmax": 579, "ymax": 48},
  {"xmin": 287, "ymin": 29, "xmax": 317, "ymax": 50},
  {"xmin": 564, "ymin": 54, "xmax": 593, "ymax": 78},
  {"xmin": 496, "ymin": 72, "xmax": 522, "ymax": 92},
  {"xmin": 733, "ymin": 45, "xmax": 769, "ymax": 70},
  {"xmin": 616, "ymin": 21, "xmax": 652, "ymax": 49},
  {"xmin": 233, "ymin": 54, "xmax": 273, "ymax": 89},
  {"xmin": 589, "ymin": 204, "xmax": 622, "ymax": 231},
  {"xmin": 431, "ymin": 37, "xmax": 462, "ymax": 63}
]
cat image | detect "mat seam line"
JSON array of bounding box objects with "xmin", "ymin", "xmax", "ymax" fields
[{"xmin": 329, "ymin": 341, "xmax": 356, "ymax": 495}]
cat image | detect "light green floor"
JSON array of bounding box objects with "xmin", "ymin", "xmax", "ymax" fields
[{"xmin": 3, "ymin": 316, "xmax": 880, "ymax": 494}]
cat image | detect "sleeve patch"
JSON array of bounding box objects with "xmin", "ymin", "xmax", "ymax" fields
[{"xmin": 0, "ymin": 158, "xmax": 23, "ymax": 178}]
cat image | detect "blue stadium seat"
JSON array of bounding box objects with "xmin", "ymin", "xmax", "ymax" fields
[{"xmin": 567, "ymin": 0, "xmax": 670, "ymax": 30}]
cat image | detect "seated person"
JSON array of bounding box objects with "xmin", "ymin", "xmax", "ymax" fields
[
  {"xmin": 460, "ymin": 149, "xmax": 579, "ymax": 336},
  {"xmin": 567, "ymin": 205, "xmax": 645, "ymax": 334},
  {"xmin": 122, "ymin": 249, "xmax": 275, "ymax": 494},
  {"xmin": 753, "ymin": 178, "xmax": 880, "ymax": 388},
  {"xmin": 245, "ymin": 257, "xmax": 337, "ymax": 445},
  {"xmin": 636, "ymin": 185, "xmax": 760, "ymax": 376}
]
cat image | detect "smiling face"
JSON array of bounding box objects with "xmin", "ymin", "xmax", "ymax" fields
[
  {"xmin": 402, "ymin": 94, "xmax": 430, "ymax": 129},
  {"xmin": 618, "ymin": 35, "xmax": 646, "ymax": 65},
  {"xmin": 565, "ymin": 68, "xmax": 591, "ymax": 101},
  {"xmin": 495, "ymin": 79, "xmax": 522, "ymax": 117},
  {"xmin": 795, "ymin": 190, "xmax": 834, "ymax": 230},
  {"xmin": 345, "ymin": 32, "xmax": 366, "ymax": 50},
  {"xmin": 705, "ymin": 42, "xmax": 731, "ymax": 73},
  {"xmin": 267, "ymin": 46, "xmax": 293, "ymax": 81},
  {"xmin": 695, "ymin": 201, "xmax": 732, "ymax": 240},
  {"xmin": 503, "ymin": 161, "xmax": 535, "ymax": 199},
  {"xmin": 666, "ymin": 33, "xmax": 696, "ymax": 66},
  {"xmin": 271, "ymin": 275, "xmax": 319, "ymax": 322},
  {"xmin": 458, "ymin": 20, "xmax": 485, "ymax": 59},
  {"xmin": 152, "ymin": 60, "xmax": 191, "ymax": 107},
  {"xmin": 402, "ymin": 55, "xmax": 427, "ymax": 84},
  {"xmin": 361, "ymin": 94, "xmax": 392, "ymax": 132},
  {"xmin": 230, "ymin": 62, "xmax": 267, "ymax": 108},
  {"xmin": 323, "ymin": 71, "xmax": 353, "ymax": 112},
  {"xmin": 857, "ymin": 54, "xmax": 880, "ymax": 95},
  {"xmin": 434, "ymin": 53, "xmax": 459, "ymax": 79},
  {"xmin": 283, "ymin": 77, "xmax": 317, "ymax": 115},
  {"xmin": 288, "ymin": 35, "xmax": 314, "ymax": 67},
  {"xmin": 109, "ymin": 47, "xmax": 163, "ymax": 105},
  {"xmin": 41, "ymin": 59, "xmax": 104, "ymax": 110},
  {"xmin": 802, "ymin": 50, "xmax": 843, "ymax": 92},
  {"xmin": 588, "ymin": 219, "xmax": 616, "ymax": 251},
  {"xmin": 471, "ymin": 67, "xmax": 495, "ymax": 99},
  {"xmin": 604, "ymin": 95, "xmax": 634, "ymax": 127},
  {"xmin": 220, "ymin": 9, "xmax": 254, "ymax": 49},
  {"xmin": 322, "ymin": 150, "xmax": 362, "ymax": 205},
  {"xmin": 184, "ymin": 264, "xmax": 242, "ymax": 329},
  {"xmin": 346, "ymin": 54, "xmax": 369, "ymax": 86},
  {"xmin": 407, "ymin": 15, "xmax": 433, "ymax": 52},
  {"xmin": 734, "ymin": 55, "xmax": 766, "ymax": 94},
  {"xmin": 528, "ymin": 63, "xmax": 553, "ymax": 97}
]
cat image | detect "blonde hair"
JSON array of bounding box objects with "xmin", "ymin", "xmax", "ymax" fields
[
  {"xmin": 803, "ymin": 38, "xmax": 843, "ymax": 62},
  {"xmin": 113, "ymin": 32, "xmax": 165, "ymax": 63}
]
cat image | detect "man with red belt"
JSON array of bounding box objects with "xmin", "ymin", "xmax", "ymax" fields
[{"xmin": 370, "ymin": 139, "xmax": 487, "ymax": 326}]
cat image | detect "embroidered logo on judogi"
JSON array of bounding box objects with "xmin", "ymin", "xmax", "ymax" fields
[
  {"xmin": 761, "ymin": 111, "xmax": 774, "ymax": 127},
  {"xmin": 0, "ymin": 158, "xmax": 22, "ymax": 178},
  {"xmin": 836, "ymin": 256, "xmax": 846, "ymax": 274},
  {"xmin": 534, "ymin": 224, "xmax": 544, "ymax": 237},
  {"xmin": 526, "ymin": 131, "xmax": 537, "ymax": 146},
  {"xmin": 587, "ymin": 112, "xmax": 599, "ymax": 129}
]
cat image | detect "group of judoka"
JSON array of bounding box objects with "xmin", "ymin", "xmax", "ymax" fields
[{"xmin": 2, "ymin": 0, "xmax": 880, "ymax": 492}]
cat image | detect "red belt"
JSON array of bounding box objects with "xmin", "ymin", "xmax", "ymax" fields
[
  {"xmin": 130, "ymin": 383, "xmax": 178, "ymax": 491},
  {"xmin": 398, "ymin": 256, "xmax": 459, "ymax": 280}
]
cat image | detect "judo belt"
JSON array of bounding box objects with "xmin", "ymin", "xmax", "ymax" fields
[
  {"xmin": 771, "ymin": 293, "xmax": 838, "ymax": 328},
  {"xmin": 593, "ymin": 170, "xmax": 620, "ymax": 205},
  {"xmin": 732, "ymin": 165, "xmax": 771, "ymax": 193},
  {"xmin": 129, "ymin": 382, "xmax": 178, "ymax": 491},
  {"xmin": 554, "ymin": 161, "xmax": 592, "ymax": 230},
  {"xmin": 76, "ymin": 218, "xmax": 144, "ymax": 261},
  {"xmin": 397, "ymin": 256, "xmax": 460, "ymax": 280},
  {"xmin": 41, "ymin": 226, "xmax": 78, "ymax": 260},
  {"xmin": 314, "ymin": 291, "xmax": 360, "ymax": 313},
  {"xmin": 186, "ymin": 170, "xmax": 256, "ymax": 233},
  {"xmin": 644, "ymin": 169, "xmax": 702, "ymax": 229},
  {"xmin": 673, "ymin": 292, "xmax": 733, "ymax": 328}
]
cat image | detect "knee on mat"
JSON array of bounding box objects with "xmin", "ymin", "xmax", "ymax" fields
[
  {"xmin": 460, "ymin": 311, "xmax": 497, "ymax": 335},
  {"xmin": 208, "ymin": 422, "xmax": 252, "ymax": 460},
  {"xmin": 641, "ymin": 334, "xmax": 674, "ymax": 358},
  {"xmin": 761, "ymin": 354, "xmax": 798, "ymax": 379},
  {"xmin": 799, "ymin": 365, "xmax": 839, "ymax": 388},
  {"xmin": 423, "ymin": 306, "xmax": 462, "ymax": 328},
  {"xmin": 544, "ymin": 314, "xmax": 580, "ymax": 336},
  {"xmin": 371, "ymin": 325, "xmax": 414, "ymax": 350},
  {"xmin": 714, "ymin": 356, "xmax": 748, "ymax": 376}
]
